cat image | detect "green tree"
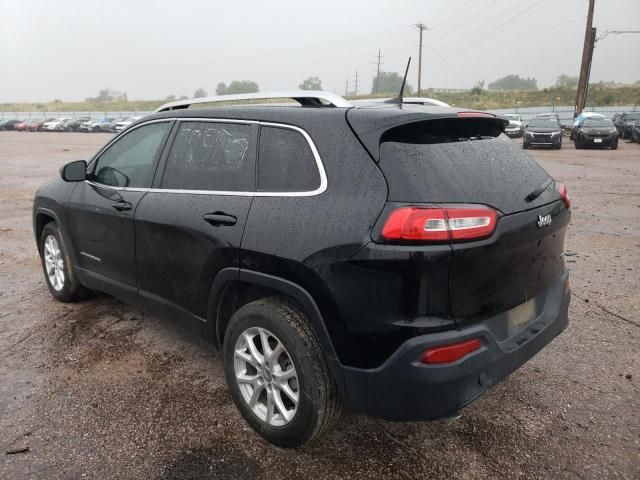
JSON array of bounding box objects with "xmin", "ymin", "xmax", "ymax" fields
[
  {"xmin": 178, "ymin": 95, "xmax": 189, "ymax": 100},
  {"xmin": 299, "ymin": 76, "xmax": 322, "ymax": 90},
  {"xmin": 193, "ymin": 88, "xmax": 208, "ymax": 98},
  {"xmin": 555, "ymin": 74, "xmax": 579, "ymax": 89},
  {"xmin": 488, "ymin": 74, "xmax": 537, "ymax": 91},
  {"xmin": 216, "ymin": 81, "xmax": 259, "ymax": 95},
  {"xmin": 370, "ymin": 72, "xmax": 414, "ymax": 95},
  {"xmin": 165, "ymin": 94, "xmax": 176, "ymax": 101}
]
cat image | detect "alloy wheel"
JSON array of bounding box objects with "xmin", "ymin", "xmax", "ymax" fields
[
  {"xmin": 234, "ymin": 327, "xmax": 299, "ymax": 427},
  {"xmin": 43, "ymin": 235, "xmax": 65, "ymax": 291}
]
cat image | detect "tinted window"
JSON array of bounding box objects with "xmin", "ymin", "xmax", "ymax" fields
[
  {"xmin": 258, "ymin": 126, "xmax": 320, "ymax": 192},
  {"xmin": 93, "ymin": 122, "xmax": 170, "ymax": 188},
  {"xmin": 379, "ymin": 119, "xmax": 552, "ymax": 215},
  {"xmin": 161, "ymin": 122, "xmax": 254, "ymax": 191}
]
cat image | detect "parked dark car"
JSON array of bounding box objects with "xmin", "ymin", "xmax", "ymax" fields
[
  {"xmin": 573, "ymin": 118, "xmax": 618, "ymax": 149},
  {"xmin": 615, "ymin": 112, "xmax": 640, "ymax": 139},
  {"xmin": 0, "ymin": 119, "xmax": 24, "ymax": 131},
  {"xmin": 33, "ymin": 92, "xmax": 571, "ymax": 447},
  {"xmin": 60, "ymin": 117, "xmax": 91, "ymax": 132},
  {"xmin": 523, "ymin": 118, "xmax": 563, "ymax": 149},
  {"xmin": 630, "ymin": 121, "xmax": 640, "ymax": 143}
]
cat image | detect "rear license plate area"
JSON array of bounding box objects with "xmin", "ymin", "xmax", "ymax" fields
[{"xmin": 507, "ymin": 298, "xmax": 536, "ymax": 336}]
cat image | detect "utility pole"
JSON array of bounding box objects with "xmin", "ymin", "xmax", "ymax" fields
[
  {"xmin": 345, "ymin": 78, "xmax": 349, "ymax": 97},
  {"xmin": 415, "ymin": 23, "xmax": 427, "ymax": 96},
  {"xmin": 354, "ymin": 71, "xmax": 359, "ymax": 97},
  {"xmin": 374, "ymin": 49, "xmax": 383, "ymax": 94},
  {"xmin": 575, "ymin": 0, "xmax": 595, "ymax": 116}
]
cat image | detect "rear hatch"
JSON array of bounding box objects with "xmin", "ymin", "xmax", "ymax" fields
[{"xmin": 350, "ymin": 110, "xmax": 570, "ymax": 327}]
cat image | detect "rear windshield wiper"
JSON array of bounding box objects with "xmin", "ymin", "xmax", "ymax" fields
[{"xmin": 525, "ymin": 178, "xmax": 553, "ymax": 203}]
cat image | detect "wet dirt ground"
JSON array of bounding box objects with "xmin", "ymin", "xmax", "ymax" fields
[{"xmin": 0, "ymin": 131, "xmax": 638, "ymax": 479}]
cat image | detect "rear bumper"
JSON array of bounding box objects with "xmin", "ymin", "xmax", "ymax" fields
[
  {"xmin": 580, "ymin": 136, "xmax": 616, "ymax": 147},
  {"xmin": 338, "ymin": 272, "xmax": 570, "ymax": 421}
]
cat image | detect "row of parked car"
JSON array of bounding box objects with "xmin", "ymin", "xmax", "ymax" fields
[
  {"xmin": 0, "ymin": 116, "xmax": 144, "ymax": 133},
  {"xmin": 503, "ymin": 111, "xmax": 640, "ymax": 149}
]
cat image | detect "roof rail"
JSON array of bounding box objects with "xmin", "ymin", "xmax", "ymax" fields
[{"xmin": 154, "ymin": 90, "xmax": 352, "ymax": 112}]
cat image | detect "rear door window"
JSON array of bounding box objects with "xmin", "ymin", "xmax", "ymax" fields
[
  {"xmin": 161, "ymin": 121, "xmax": 255, "ymax": 191},
  {"xmin": 257, "ymin": 126, "xmax": 320, "ymax": 192}
]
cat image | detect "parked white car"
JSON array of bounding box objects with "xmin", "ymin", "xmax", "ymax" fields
[
  {"xmin": 42, "ymin": 118, "xmax": 71, "ymax": 131},
  {"xmin": 114, "ymin": 116, "xmax": 142, "ymax": 132}
]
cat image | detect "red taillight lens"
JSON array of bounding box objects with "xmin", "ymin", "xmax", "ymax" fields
[
  {"xmin": 382, "ymin": 206, "xmax": 497, "ymax": 242},
  {"xmin": 420, "ymin": 338, "xmax": 482, "ymax": 364},
  {"xmin": 556, "ymin": 182, "xmax": 570, "ymax": 208}
]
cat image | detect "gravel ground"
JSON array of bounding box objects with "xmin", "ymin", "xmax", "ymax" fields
[{"xmin": 0, "ymin": 131, "xmax": 638, "ymax": 480}]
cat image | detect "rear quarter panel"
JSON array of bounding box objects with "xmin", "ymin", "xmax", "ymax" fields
[{"xmin": 240, "ymin": 113, "xmax": 388, "ymax": 362}]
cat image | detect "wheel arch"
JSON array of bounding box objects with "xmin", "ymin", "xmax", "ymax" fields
[
  {"xmin": 206, "ymin": 268, "xmax": 345, "ymax": 391},
  {"xmin": 34, "ymin": 207, "xmax": 60, "ymax": 245}
]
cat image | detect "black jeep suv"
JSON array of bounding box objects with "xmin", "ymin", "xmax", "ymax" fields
[{"xmin": 33, "ymin": 92, "xmax": 571, "ymax": 447}]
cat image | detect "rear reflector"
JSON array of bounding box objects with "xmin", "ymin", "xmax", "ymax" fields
[
  {"xmin": 420, "ymin": 338, "xmax": 482, "ymax": 364},
  {"xmin": 382, "ymin": 206, "xmax": 497, "ymax": 242},
  {"xmin": 556, "ymin": 182, "xmax": 570, "ymax": 208}
]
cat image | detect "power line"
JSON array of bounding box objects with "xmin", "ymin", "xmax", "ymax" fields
[{"xmin": 596, "ymin": 30, "xmax": 640, "ymax": 42}]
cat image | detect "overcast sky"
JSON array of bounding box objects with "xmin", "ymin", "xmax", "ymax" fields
[{"xmin": 1, "ymin": 0, "xmax": 639, "ymax": 102}]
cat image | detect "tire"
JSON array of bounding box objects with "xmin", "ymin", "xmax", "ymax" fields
[
  {"xmin": 522, "ymin": 143, "xmax": 528, "ymax": 149},
  {"xmin": 611, "ymin": 140, "xmax": 618, "ymax": 150},
  {"xmin": 39, "ymin": 223, "xmax": 90, "ymax": 302},
  {"xmin": 574, "ymin": 141, "xmax": 581, "ymax": 149},
  {"xmin": 222, "ymin": 297, "xmax": 341, "ymax": 447}
]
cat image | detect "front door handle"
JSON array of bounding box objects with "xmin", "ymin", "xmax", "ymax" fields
[
  {"xmin": 203, "ymin": 212, "xmax": 237, "ymax": 226},
  {"xmin": 112, "ymin": 201, "xmax": 132, "ymax": 212}
]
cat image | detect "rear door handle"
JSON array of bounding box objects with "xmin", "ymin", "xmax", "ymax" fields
[
  {"xmin": 203, "ymin": 212, "xmax": 237, "ymax": 226},
  {"xmin": 112, "ymin": 201, "xmax": 132, "ymax": 212}
]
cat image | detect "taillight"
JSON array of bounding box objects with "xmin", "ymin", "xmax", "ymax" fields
[
  {"xmin": 420, "ymin": 338, "xmax": 482, "ymax": 364},
  {"xmin": 381, "ymin": 206, "xmax": 498, "ymax": 242},
  {"xmin": 556, "ymin": 182, "xmax": 570, "ymax": 208}
]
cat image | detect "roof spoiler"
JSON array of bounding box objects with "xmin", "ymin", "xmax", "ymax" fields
[{"xmin": 154, "ymin": 91, "xmax": 353, "ymax": 112}]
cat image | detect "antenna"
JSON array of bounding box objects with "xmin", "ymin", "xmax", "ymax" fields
[{"xmin": 385, "ymin": 57, "xmax": 411, "ymax": 105}]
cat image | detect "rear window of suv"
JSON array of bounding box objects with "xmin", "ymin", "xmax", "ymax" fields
[
  {"xmin": 257, "ymin": 126, "xmax": 320, "ymax": 192},
  {"xmin": 161, "ymin": 121, "xmax": 254, "ymax": 192},
  {"xmin": 378, "ymin": 118, "xmax": 552, "ymax": 214}
]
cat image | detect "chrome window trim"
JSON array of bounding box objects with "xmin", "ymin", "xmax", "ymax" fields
[{"xmin": 86, "ymin": 117, "xmax": 327, "ymax": 197}]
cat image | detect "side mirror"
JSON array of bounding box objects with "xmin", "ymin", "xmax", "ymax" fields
[{"xmin": 61, "ymin": 160, "xmax": 87, "ymax": 182}]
